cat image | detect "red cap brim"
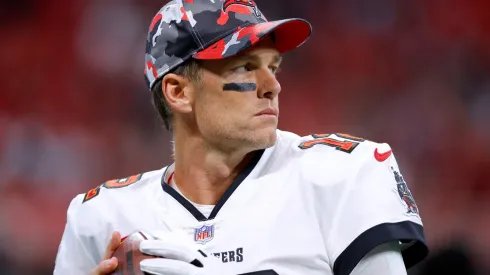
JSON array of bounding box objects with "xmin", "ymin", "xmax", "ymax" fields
[{"xmin": 193, "ymin": 18, "xmax": 312, "ymax": 60}]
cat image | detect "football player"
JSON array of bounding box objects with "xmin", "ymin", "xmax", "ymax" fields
[{"xmin": 54, "ymin": 0, "xmax": 428, "ymax": 274}]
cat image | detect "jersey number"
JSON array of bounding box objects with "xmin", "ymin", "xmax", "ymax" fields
[
  {"xmin": 82, "ymin": 173, "xmax": 143, "ymax": 203},
  {"xmin": 103, "ymin": 174, "xmax": 143, "ymax": 189},
  {"xmin": 299, "ymin": 133, "xmax": 365, "ymax": 153}
]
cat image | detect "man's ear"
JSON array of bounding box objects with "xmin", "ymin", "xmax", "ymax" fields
[{"xmin": 161, "ymin": 73, "xmax": 194, "ymax": 114}]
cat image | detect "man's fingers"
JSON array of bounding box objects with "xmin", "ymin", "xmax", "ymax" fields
[
  {"xmin": 103, "ymin": 231, "xmax": 122, "ymax": 260},
  {"xmin": 90, "ymin": 257, "xmax": 118, "ymax": 275},
  {"xmin": 89, "ymin": 232, "xmax": 121, "ymax": 275}
]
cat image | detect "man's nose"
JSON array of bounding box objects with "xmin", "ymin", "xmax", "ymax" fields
[{"xmin": 257, "ymin": 68, "xmax": 281, "ymax": 99}]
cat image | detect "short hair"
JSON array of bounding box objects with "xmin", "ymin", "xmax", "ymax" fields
[{"xmin": 151, "ymin": 59, "xmax": 201, "ymax": 132}]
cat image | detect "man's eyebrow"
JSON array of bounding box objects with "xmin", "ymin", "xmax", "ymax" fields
[
  {"xmin": 233, "ymin": 53, "xmax": 283, "ymax": 64},
  {"xmin": 272, "ymin": 55, "xmax": 283, "ymax": 64}
]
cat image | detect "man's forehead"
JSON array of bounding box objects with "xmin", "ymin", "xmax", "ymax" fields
[{"xmin": 234, "ymin": 51, "xmax": 283, "ymax": 64}]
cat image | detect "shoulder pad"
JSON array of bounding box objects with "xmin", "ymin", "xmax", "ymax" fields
[
  {"xmin": 78, "ymin": 168, "xmax": 164, "ymax": 205},
  {"xmin": 296, "ymin": 133, "xmax": 384, "ymax": 156},
  {"xmin": 295, "ymin": 133, "xmax": 395, "ymax": 181}
]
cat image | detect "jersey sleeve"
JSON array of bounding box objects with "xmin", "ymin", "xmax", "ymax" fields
[
  {"xmin": 54, "ymin": 195, "xmax": 106, "ymax": 275},
  {"xmin": 314, "ymin": 142, "xmax": 428, "ymax": 275}
]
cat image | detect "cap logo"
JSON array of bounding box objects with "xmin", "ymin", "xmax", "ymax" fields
[{"xmin": 222, "ymin": 0, "xmax": 261, "ymax": 18}]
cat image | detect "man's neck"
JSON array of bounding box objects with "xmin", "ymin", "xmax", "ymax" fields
[{"xmin": 172, "ymin": 135, "xmax": 256, "ymax": 205}]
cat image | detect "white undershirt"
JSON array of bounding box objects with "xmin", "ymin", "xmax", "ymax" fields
[
  {"xmin": 170, "ymin": 180, "xmax": 407, "ymax": 274},
  {"xmin": 169, "ymin": 180, "xmax": 215, "ymax": 218}
]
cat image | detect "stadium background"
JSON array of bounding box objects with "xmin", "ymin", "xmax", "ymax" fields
[{"xmin": 0, "ymin": 0, "xmax": 489, "ymax": 274}]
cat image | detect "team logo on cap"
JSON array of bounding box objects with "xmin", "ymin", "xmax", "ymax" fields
[
  {"xmin": 222, "ymin": 0, "xmax": 261, "ymax": 18},
  {"xmin": 194, "ymin": 224, "xmax": 214, "ymax": 244}
]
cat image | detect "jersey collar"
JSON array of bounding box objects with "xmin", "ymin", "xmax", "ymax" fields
[{"xmin": 161, "ymin": 149, "xmax": 265, "ymax": 222}]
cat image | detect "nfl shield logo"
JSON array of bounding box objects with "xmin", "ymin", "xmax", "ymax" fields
[{"xmin": 194, "ymin": 225, "xmax": 214, "ymax": 244}]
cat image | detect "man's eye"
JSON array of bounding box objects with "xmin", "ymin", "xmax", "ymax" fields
[
  {"xmin": 232, "ymin": 64, "xmax": 252, "ymax": 73},
  {"xmin": 233, "ymin": 66, "xmax": 247, "ymax": 73},
  {"xmin": 269, "ymin": 66, "xmax": 281, "ymax": 74}
]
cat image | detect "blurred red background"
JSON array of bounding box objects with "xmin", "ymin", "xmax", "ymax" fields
[{"xmin": 0, "ymin": 0, "xmax": 489, "ymax": 274}]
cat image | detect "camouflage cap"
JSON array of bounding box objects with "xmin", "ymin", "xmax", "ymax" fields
[{"xmin": 144, "ymin": 0, "xmax": 312, "ymax": 89}]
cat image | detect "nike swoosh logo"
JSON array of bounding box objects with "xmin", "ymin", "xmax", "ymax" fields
[
  {"xmin": 120, "ymin": 235, "xmax": 128, "ymax": 244},
  {"xmin": 374, "ymin": 148, "xmax": 392, "ymax": 162}
]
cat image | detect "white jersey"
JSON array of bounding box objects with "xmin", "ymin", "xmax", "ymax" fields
[{"xmin": 54, "ymin": 130, "xmax": 428, "ymax": 275}]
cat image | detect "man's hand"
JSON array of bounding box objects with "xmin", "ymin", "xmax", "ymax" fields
[
  {"xmin": 139, "ymin": 231, "xmax": 223, "ymax": 275},
  {"xmin": 90, "ymin": 232, "xmax": 121, "ymax": 275}
]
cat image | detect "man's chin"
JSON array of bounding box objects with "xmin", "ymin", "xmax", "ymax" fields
[{"xmin": 253, "ymin": 128, "xmax": 277, "ymax": 150}]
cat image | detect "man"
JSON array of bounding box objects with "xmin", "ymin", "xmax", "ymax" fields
[{"xmin": 54, "ymin": 0, "xmax": 428, "ymax": 274}]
